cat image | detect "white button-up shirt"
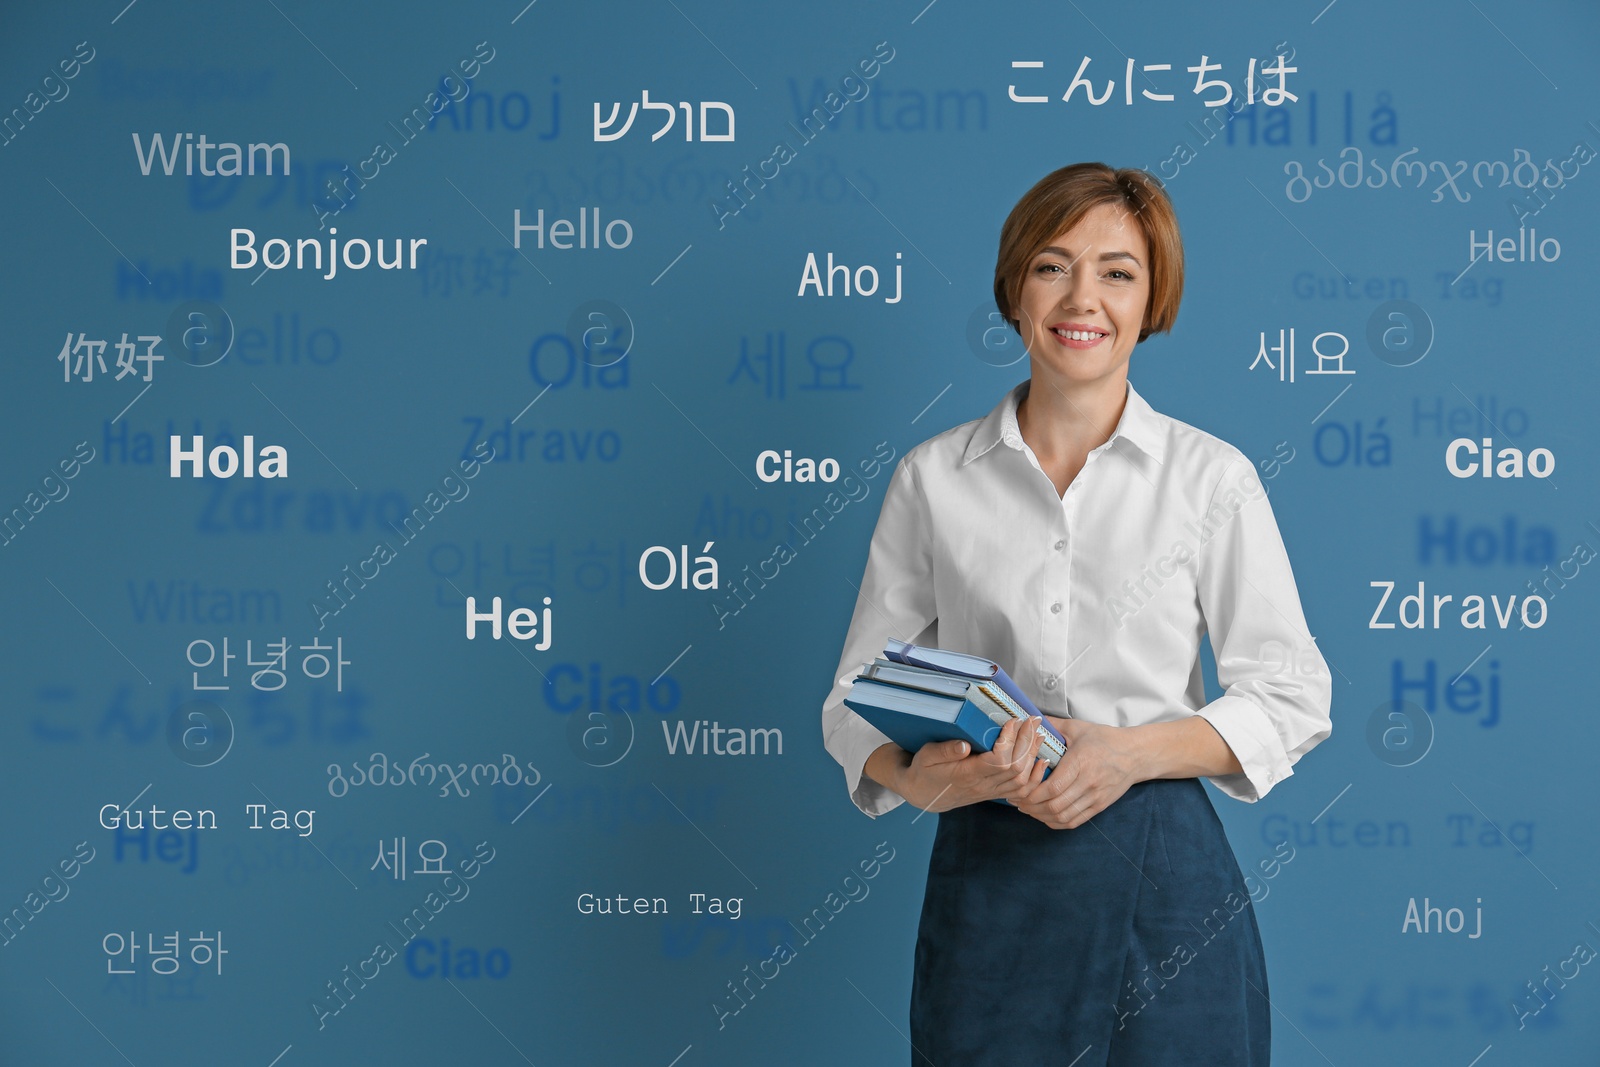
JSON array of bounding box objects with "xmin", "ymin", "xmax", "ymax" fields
[{"xmin": 822, "ymin": 379, "xmax": 1332, "ymax": 817}]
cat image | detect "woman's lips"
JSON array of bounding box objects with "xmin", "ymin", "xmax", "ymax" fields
[{"xmin": 1050, "ymin": 325, "xmax": 1110, "ymax": 348}]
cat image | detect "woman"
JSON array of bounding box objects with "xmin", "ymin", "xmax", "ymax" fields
[{"xmin": 820, "ymin": 163, "xmax": 1332, "ymax": 1066}]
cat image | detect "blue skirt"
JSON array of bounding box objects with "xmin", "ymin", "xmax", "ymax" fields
[{"xmin": 909, "ymin": 778, "xmax": 1270, "ymax": 1066}]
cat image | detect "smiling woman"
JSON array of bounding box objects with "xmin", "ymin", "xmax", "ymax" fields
[
  {"xmin": 823, "ymin": 162, "xmax": 1331, "ymax": 1066},
  {"xmin": 993, "ymin": 164, "xmax": 1183, "ymax": 347}
]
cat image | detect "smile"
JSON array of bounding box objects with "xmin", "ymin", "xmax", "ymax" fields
[{"xmin": 1050, "ymin": 325, "xmax": 1109, "ymax": 346}]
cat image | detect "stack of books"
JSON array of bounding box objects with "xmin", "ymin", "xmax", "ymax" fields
[{"xmin": 843, "ymin": 639, "xmax": 1067, "ymax": 775}]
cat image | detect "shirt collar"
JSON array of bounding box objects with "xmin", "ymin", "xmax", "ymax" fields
[{"xmin": 961, "ymin": 379, "xmax": 1168, "ymax": 466}]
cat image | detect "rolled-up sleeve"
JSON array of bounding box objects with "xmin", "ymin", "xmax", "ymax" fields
[
  {"xmin": 1194, "ymin": 460, "xmax": 1333, "ymax": 802},
  {"xmin": 821, "ymin": 455, "xmax": 938, "ymax": 817}
]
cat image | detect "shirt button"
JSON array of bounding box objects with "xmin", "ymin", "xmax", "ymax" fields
[
  {"xmin": 1053, "ymin": 539, "xmax": 1065, "ymax": 551},
  {"xmin": 1050, "ymin": 602, "xmax": 1062, "ymax": 614},
  {"xmin": 1044, "ymin": 678, "xmax": 1057, "ymax": 690}
]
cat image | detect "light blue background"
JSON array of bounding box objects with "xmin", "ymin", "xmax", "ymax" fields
[{"xmin": 1, "ymin": 1, "xmax": 1596, "ymax": 1063}]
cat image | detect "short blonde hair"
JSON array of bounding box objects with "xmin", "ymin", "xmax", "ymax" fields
[{"xmin": 993, "ymin": 163, "xmax": 1184, "ymax": 343}]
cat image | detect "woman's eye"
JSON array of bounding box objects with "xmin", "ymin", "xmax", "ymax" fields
[
  {"xmin": 1036, "ymin": 264, "xmax": 1063, "ymax": 275},
  {"xmin": 1107, "ymin": 269, "xmax": 1132, "ymax": 280}
]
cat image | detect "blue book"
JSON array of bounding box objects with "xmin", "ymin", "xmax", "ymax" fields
[
  {"xmin": 844, "ymin": 679, "xmax": 1005, "ymax": 759},
  {"xmin": 860, "ymin": 659, "xmax": 1065, "ymax": 766},
  {"xmin": 881, "ymin": 639, "xmax": 1068, "ymax": 751},
  {"xmin": 844, "ymin": 680, "xmax": 1056, "ymax": 803}
]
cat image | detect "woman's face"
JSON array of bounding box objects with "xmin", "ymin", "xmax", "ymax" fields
[{"xmin": 1014, "ymin": 202, "xmax": 1150, "ymax": 385}]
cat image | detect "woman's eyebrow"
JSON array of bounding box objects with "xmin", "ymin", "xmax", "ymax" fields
[{"xmin": 1036, "ymin": 245, "xmax": 1142, "ymax": 267}]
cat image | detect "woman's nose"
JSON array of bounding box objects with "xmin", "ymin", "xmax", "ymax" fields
[{"xmin": 1061, "ymin": 270, "xmax": 1098, "ymax": 312}]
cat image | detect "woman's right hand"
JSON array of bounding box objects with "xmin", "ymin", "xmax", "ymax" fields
[{"xmin": 875, "ymin": 717, "xmax": 1051, "ymax": 813}]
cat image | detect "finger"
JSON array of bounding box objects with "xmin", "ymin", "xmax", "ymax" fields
[
  {"xmin": 1025, "ymin": 755, "xmax": 1076, "ymax": 801},
  {"xmin": 1013, "ymin": 733, "xmax": 1046, "ymax": 792},
  {"xmin": 1049, "ymin": 776, "xmax": 1092, "ymax": 818},
  {"xmin": 1064, "ymin": 794, "xmax": 1103, "ymax": 830},
  {"xmin": 1011, "ymin": 755, "xmax": 1051, "ymax": 802},
  {"xmin": 993, "ymin": 716, "xmax": 1021, "ymax": 758},
  {"xmin": 1021, "ymin": 751, "xmax": 1049, "ymax": 787},
  {"xmin": 921, "ymin": 739, "xmax": 970, "ymax": 765},
  {"xmin": 1056, "ymin": 781, "xmax": 1109, "ymax": 826},
  {"xmin": 976, "ymin": 718, "xmax": 1022, "ymax": 769},
  {"xmin": 985, "ymin": 721, "xmax": 1042, "ymax": 789},
  {"xmin": 1019, "ymin": 786, "xmax": 1072, "ymax": 827},
  {"xmin": 1018, "ymin": 801, "xmax": 1066, "ymax": 830},
  {"xmin": 1006, "ymin": 719, "xmax": 1044, "ymax": 774}
]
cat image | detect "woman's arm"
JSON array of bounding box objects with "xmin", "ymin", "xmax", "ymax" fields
[
  {"xmin": 1015, "ymin": 457, "xmax": 1332, "ymax": 830},
  {"xmin": 1010, "ymin": 716, "xmax": 1241, "ymax": 831},
  {"xmin": 863, "ymin": 715, "xmax": 1052, "ymax": 813},
  {"xmin": 821, "ymin": 452, "xmax": 947, "ymax": 817},
  {"xmin": 1187, "ymin": 461, "xmax": 1333, "ymax": 802},
  {"xmin": 1129, "ymin": 716, "xmax": 1244, "ymax": 780}
]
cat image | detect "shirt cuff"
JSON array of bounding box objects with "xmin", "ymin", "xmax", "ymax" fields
[
  {"xmin": 1197, "ymin": 694, "xmax": 1291, "ymax": 803},
  {"xmin": 836, "ymin": 714, "xmax": 907, "ymax": 818}
]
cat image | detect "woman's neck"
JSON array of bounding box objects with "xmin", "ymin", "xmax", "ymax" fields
[{"xmin": 1015, "ymin": 367, "xmax": 1129, "ymax": 474}]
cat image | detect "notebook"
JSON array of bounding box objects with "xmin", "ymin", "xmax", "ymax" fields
[
  {"xmin": 842, "ymin": 678, "xmax": 1009, "ymax": 761},
  {"xmin": 880, "ymin": 639, "xmax": 1068, "ymax": 752},
  {"xmin": 859, "ymin": 659, "xmax": 1065, "ymax": 766}
]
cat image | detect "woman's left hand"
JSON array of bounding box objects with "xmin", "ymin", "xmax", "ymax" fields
[{"xmin": 1013, "ymin": 718, "xmax": 1145, "ymax": 830}]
